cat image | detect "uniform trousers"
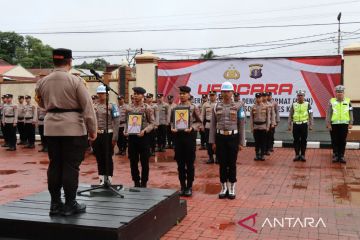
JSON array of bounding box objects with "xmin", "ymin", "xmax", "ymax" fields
[
  {"xmin": 215, "ymin": 133, "xmax": 239, "ymax": 183},
  {"xmin": 205, "ymin": 128, "xmax": 214, "ymax": 158},
  {"xmin": 117, "ymin": 127, "xmax": 127, "ymax": 153},
  {"xmin": 24, "ymin": 123, "xmax": 35, "ymax": 145},
  {"xmin": 47, "ymin": 135, "xmax": 88, "ymax": 203},
  {"xmin": 174, "ymin": 131, "xmax": 197, "ymax": 187},
  {"xmin": 39, "ymin": 125, "xmax": 48, "ymax": 149},
  {"xmin": 4, "ymin": 123, "xmax": 16, "ymax": 148},
  {"xmin": 253, "ymin": 129, "xmax": 266, "ymax": 155},
  {"xmin": 331, "ymin": 124, "xmax": 348, "ymax": 157},
  {"xmin": 167, "ymin": 125, "xmax": 174, "ymax": 147},
  {"xmin": 157, "ymin": 124, "xmax": 167, "ymax": 148},
  {"xmin": 93, "ymin": 132, "xmax": 114, "ymax": 176},
  {"xmin": 128, "ymin": 133, "xmax": 150, "ymax": 184},
  {"xmin": 292, "ymin": 123, "xmax": 308, "ymax": 156},
  {"xmin": 17, "ymin": 121, "xmax": 26, "ymax": 143}
]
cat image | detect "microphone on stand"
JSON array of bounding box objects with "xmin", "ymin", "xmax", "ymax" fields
[{"xmin": 90, "ymin": 69, "xmax": 101, "ymax": 79}]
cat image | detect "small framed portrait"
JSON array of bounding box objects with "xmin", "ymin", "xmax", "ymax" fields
[
  {"xmin": 174, "ymin": 107, "xmax": 190, "ymax": 130},
  {"xmin": 127, "ymin": 113, "xmax": 143, "ymax": 135}
]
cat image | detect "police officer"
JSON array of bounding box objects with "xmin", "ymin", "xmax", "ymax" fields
[
  {"xmin": 23, "ymin": 95, "xmax": 37, "ymax": 149},
  {"xmin": 234, "ymin": 92, "xmax": 240, "ymax": 103},
  {"xmin": 156, "ymin": 93, "xmax": 170, "ymax": 152},
  {"xmin": 267, "ymin": 92, "xmax": 280, "ymax": 152},
  {"xmin": 116, "ymin": 95, "xmax": 128, "ymax": 156},
  {"xmin": 209, "ymin": 82, "xmax": 246, "ymax": 199},
  {"xmin": 262, "ymin": 92, "xmax": 275, "ymax": 155},
  {"xmin": 93, "ymin": 85, "xmax": 120, "ymax": 184},
  {"xmin": 201, "ymin": 91, "xmax": 217, "ymax": 164},
  {"xmin": 17, "ymin": 95, "xmax": 27, "ymax": 145},
  {"xmin": 251, "ymin": 93, "xmax": 271, "ymax": 161},
  {"xmin": 125, "ymin": 87, "xmax": 155, "ymax": 188},
  {"xmin": 199, "ymin": 94, "xmax": 208, "ymax": 150},
  {"xmin": 145, "ymin": 93, "xmax": 158, "ymax": 155},
  {"xmin": 171, "ymin": 86, "xmax": 202, "ymax": 197},
  {"xmin": 35, "ymin": 48, "xmax": 97, "ymax": 216},
  {"xmin": 2, "ymin": 94, "xmax": 18, "ymax": 151},
  {"xmin": 0, "ymin": 95, "xmax": 6, "ymax": 146},
  {"xmin": 166, "ymin": 95, "xmax": 177, "ymax": 149},
  {"xmin": 326, "ymin": 85, "xmax": 354, "ymax": 163},
  {"xmin": 37, "ymin": 107, "xmax": 48, "ymax": 152},
  {"xmin": 288, "ymin": 90, "xmax": 313, "ymax": 161}
]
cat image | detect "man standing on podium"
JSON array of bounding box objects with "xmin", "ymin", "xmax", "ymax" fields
[{"xmin": 35, "ymin": 48, "xmax": 97, "ymax": 217}]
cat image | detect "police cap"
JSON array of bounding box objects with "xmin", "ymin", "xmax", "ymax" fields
[
  {"xmin": 255, "ymin": 93, "xmax": 262, "ymax": 98},
  {"xmin": 167, "ymin": 95, "xmax": 174, "ymax": 100},
  {"xmin": 179, "ymin": 86, "xmax": 191, "ymax": 93},
  {"xmin": 52, "ymin": 48, "xmax": 73, "ymax": 60},
  {"xmin": 335, "ymin": 85, "xmax": 345, "ymax": 92},
  {"xmin": 132, "ymin": 87, "xmax": 146, "ymax": 95},
  {"xmin": 267, "ymin": 92, "xmax": 272, "ymax": 96},
  {"xmin": 117, "ymin": 95, "xmax": 124, "ymax": 100},
  {"xmin": 202, "ymin": 94, "xmax": 207, "ymax": 98},
  {"xmin": 157, "ymin": 93, "xmax": 164, "ymax": 98},
  {"xmin": 6, "ymin": 94, "xmax": 13, "ymax": 98},
  {"xmin": 25, "ymin": 95, "xmax": 31, "ymax": 99},
  {"xmin": 233, "ymin": 92, "xmax": 240, "ymax": 97},
  {"xmin": 18, "ymin": 95, "xmax": 24, "ymax": 99},
  {"xmin": 145, "ymin": 93, "xmax": 153, "ymax": 98}
]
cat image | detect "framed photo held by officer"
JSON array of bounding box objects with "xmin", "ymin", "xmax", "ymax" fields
[
  {"xmin": 127, "ymin": 113, "xmax": 143, "ymax": 135},
  {"xmin": 174, "ymin": 107, "xmax": 190, "ymax": 130}
]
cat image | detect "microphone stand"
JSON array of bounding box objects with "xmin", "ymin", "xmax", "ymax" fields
[{"xmin": 77, "ymin": 70, "xmax": 124, "ymax": 198}]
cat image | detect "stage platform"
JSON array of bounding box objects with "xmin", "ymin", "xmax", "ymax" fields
[{"xmin": 0, "ymin": 185, "xmax": 187, "ymax": 240}]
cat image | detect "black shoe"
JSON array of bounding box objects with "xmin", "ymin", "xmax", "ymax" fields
[
  {"xmin": 259, "ymin": 155, "xmax": 265, "ymax": 161},
  {"xmin": 269, "ymin": 148, "xmax": 274, "ymax": 152},
  {"xmin": 1, "ymin": 144, "xmax": 9, "ymax": 148},
  {"xmin": 134, "ymin": 181, "xmax": 141, "ymax": 187},
  {"xmin": 265, "ymin": 151, "xmax": 271, "ymax": 156},
  {"xmin": 17, "ymin": 141, "xmax": 26, "ymax": 145},
  {"xmin": 6, "ymin": 147, "xmax": 16, "ymax": 151},
  {"xmin": 24, "ymin": 144, "xmax": 35, "ymax": 149},
  {"xmin": 300, "ymin": 155, "xmax": 306, "ymax": 162},
  {"xmin": 339, "ymin": 156, "xmax": 346, "ymax": 164},
  {"xmin": 179, "ymin": 187, "xmax": 186, "ymax": 196},
  {"xmin": 184, "ymin": 188, "xmax": 192, "ymax": 197},
  {"xmin": 206, "ymin": 158, "xmax": 214, "ymax": 164},
  {"xmin": 254, "ymin": 154, "xmax": 260, "ymax": 161},
  {"xmin": 293, "ymin": 155, "xmax": 300, "ymax": 161},
  {"xmin": 62, "ymin": 201, "xmax": 86, "ymax": 216},
  {"xmin": 49, "ymin": 201, "xmax": 64, "ymax": 216},
  {"xmin": 140, "ymin": 182, "xmax": 147, "ymax": 188}
]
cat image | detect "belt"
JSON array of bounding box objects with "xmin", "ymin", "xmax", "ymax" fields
[
  {"xmin": 5, "ymin": 115, "xmax": 14, "ymax": 118},
  {"xmin": 217, "ymin": 129, "xmax": 238, "ymax": 135},
  {"xmin": 38, "ymin": 118, "xmax": 44, "ymax": 121},
  {"xmin": 48, "ymin": 108, "xmax": 82, "ymax": 113},
  {"xmin": 97, "ymin": 129, "xmax": 113, "ymax": 134},
  {"xmin": 293, "ymin": 121, "xmax": 308, "ymax": 124},
  {"xmin": 254, "ymin": 121, "xmax": 266, "ymax": 125},
  {"xmin": 205, "ymin": 120, "xmax": 210, "ymax": 123},
  {"xmin": 18, "ymin": 117, "xmax": 25, "ymax": 120},
  {"xmin": 120, "ymin": 121, "xmax": 126, "ymax": 124},
  {"xmin": 25, "ymin": 117, "xmax": 33, "ymax": 120},
  {"xmin": 331, "ymin": 120, "xmax": 350, "ymax": 124}
]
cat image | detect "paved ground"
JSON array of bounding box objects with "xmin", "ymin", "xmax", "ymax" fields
[{"xmin": 1, "ymin": 141, "xmax": 360, "ymax": 240}]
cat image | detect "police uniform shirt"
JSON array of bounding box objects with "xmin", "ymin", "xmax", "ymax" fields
[
  {"xmin": 35, "ymin": 67, "xmax": 97, "ymax": 136},
  {"xmin": 288, "ymin": 101, "xmax": 314, "ymax": 128},
  {"xmin": 37, "ymin": 107, "xmax": 46, "ymax": 125},
  {"xmin": 17, "ymin": 103, "xmax": 26, "ymax": 122},
  {"xmin": 209, "ymin": 102, "xmax": 246, "ymax": 145},
  {"xmin": 94, "ymin": 103, "xmax": 120, "ymax": 141},
  {"xmin": 2, "ymin": 103, "xmax": 18, "ymax": 124},
  {"xmin": 171, "ymin": 102, "xmax": 202, "ymax": 130},
  {"xmin": 124, "ymin": 103, "xmax": 155, "ymax": 133},
  {"xmin": 270, "ymin": 100, "xmax": 280, "ymax": 124},
  {"xmin": 24, "ymin": 103, "xmax": 37, "ymax": 124},
  {"xmin": 325, "ymin": 99, "xmax": 354, "ymax": 125},
  {"xmin": 201, "ymin": 101, "xmax": 217, "ymax": 129},
  {"xmin": 157, "ymin": 101, "xmax": 170, "ymax": 125},
  {"xmin": 265, "ymin": 101, "xmax": 276, "ymax": 126},
  {"xmin": 149, "ymin": 103, "xmax": 159, "ymax": 127},
  {"xmin": 118, "ymin": 103, "xmax": 128, "ymax": 128},
  {"xmin": 250, "ymin": 102, "xmax": 271, "ymax": 131}
]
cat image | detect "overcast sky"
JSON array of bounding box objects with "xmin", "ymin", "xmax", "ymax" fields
[{"xmin": 1, "ymin": 0, "xmax": 360, "ymax": 64}]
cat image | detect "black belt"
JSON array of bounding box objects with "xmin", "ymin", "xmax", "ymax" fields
[
  {"xmin": 5, "ymin": 115, "xmax": 14, "ymax": 118},
  {"xmin": 25, "ymin": 117, "xmax": 33, "ymax": 120},
  {"xmin": 120, "ymin": 121, "xmax": 126, "ymax": 124},
  {"xmin": 48, "ymin": 108, "xmax": 82, "ymax": 113},
  {"xmin": 38, "ymin": 118, "xmax": 44, "ymax": 121},
  {"xmin": 18, "ymin": 117, "xmax": 25, "ymax": 120},
  {"xmin": 254, "ymin": 121, "xmax": 266, "ymax": 125},
  {"xmin": 205, "ymin": 120, "xmax": 210, "ymax": 123}
]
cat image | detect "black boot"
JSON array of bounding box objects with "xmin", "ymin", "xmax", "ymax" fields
[
  {"xmin": 293, "ymin": 155, "xmax": 300, "ymax": 161},
  {"xmin": 62, "ymin": 201, "xmax": 86, "ymax": 216},
  {"xmin": 206, "ymin": 156, "xmax": 214, "ymax": 164},
  {"xmin": 49, "ymin": 200, "xmax": 64, "ymax": 216},
  {"xmin": 332, "ymin": 153, "xmax": 338, "ymax": 163},
  {"xmin": 140, "ymin": 181, "xmax": 147, "ymax": 188},
  {"xmin": 134, "ymin": 181, "xmax": 141, "ymax": 187},
  {"xmin": 339, "ymin": 155, "xmax": 346, "ymax": 164},
  {"xmin": 179, "ymin": 182, "xmax": 186, "ymax": 196}
]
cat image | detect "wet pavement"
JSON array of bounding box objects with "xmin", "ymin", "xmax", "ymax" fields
[{"xmin": 1, "ymin": 141, "xmax": 360, "ymax": 239}]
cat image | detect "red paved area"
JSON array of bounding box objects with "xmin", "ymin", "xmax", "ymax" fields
[{"xmin": 1, "ymin": 141, "xmax": 360, "ymax": 240}]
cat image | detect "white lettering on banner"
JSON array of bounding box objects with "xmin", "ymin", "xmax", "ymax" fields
[{"xmin": 197, "ymin": 83, "xmax": 293, "ymax": 95}]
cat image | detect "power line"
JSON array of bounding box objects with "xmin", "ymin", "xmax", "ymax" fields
[{"xmin": 17, "ymin": 21, "xmax": 360, "ymax": 35}]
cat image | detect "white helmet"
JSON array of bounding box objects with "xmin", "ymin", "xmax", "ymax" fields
[
  {"xmin": 96, "ymin": 85, "xmax": 106, "ymax": 93},
  {"xmin": 221, "ymin": 81, "xmax": 234, "ymax": 91}
]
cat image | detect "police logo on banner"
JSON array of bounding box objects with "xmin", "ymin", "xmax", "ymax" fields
[
  {"xmin": 223, "ymin": 65, "xmax": 240, "ymax": 80},
  {"xmin": 249, "ymin": 64, "xmax": 263, "ymax": 79}
]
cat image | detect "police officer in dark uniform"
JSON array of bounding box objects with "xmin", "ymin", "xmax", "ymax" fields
[
  {"xmin": 166, "ymin": 95, "xmax": 176, "ymax": 149},
  {"xmin": 35, "ymin": 48, "xmax": 97, "ymax": 216},
  {"xmin": 125, "ymin": 87, "xmax": 155, "ymax": 188},
  {"xmin": 171, "ymin": 86, "xmax": 202, "ymax": 197},
  {"xmin": 2, "ymin": 94, "xmax": 18, "ymax": 151},
  {"xmin": 116, "ymin": 95, "xmax": 128, "ymax": 156},
  {"xmin": 17, "ymin": 95, "xmax": 27, "ymax": 145}
]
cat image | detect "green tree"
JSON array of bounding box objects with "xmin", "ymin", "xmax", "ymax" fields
[
  {"xmin": 74, "ymin": 58, "xmax": 110, "ymax": 71},
  {"xmin": 0, "ymin": 32, "xmax": 24, "ymax": 64},
  {"xmin": 200, "ymin": 50, "xmax": 216, "ymax": 59}
]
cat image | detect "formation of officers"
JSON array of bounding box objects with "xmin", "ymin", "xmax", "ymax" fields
[{"xmin": 1, "ymin": 48, "xmax": 355, "ymax": 217}]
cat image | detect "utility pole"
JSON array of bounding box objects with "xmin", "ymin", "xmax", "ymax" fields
[{"xmin": 337, "ymin": 12, "xmax": 342, "ymax": 55}]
